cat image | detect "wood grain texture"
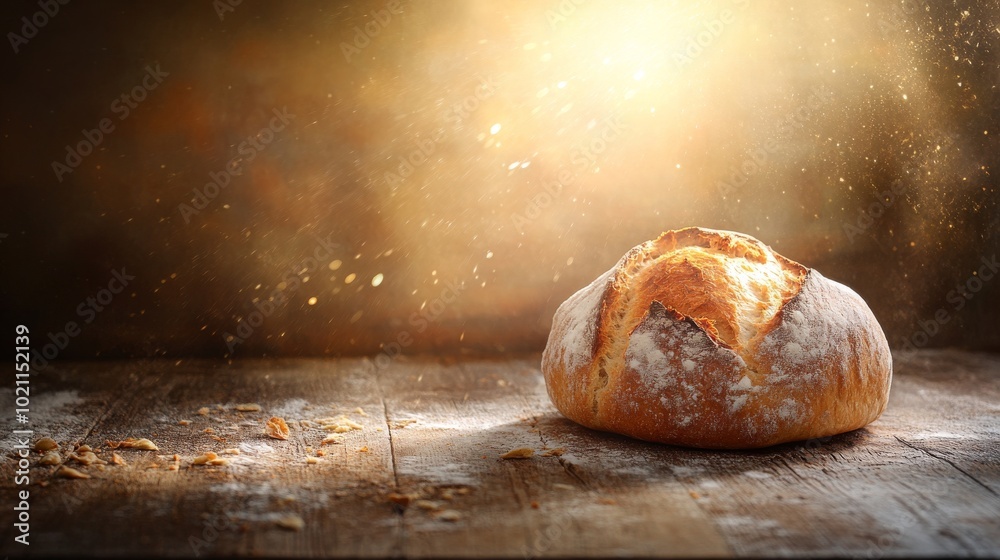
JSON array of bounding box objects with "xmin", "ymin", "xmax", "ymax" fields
[{"xmin": 0, "ymin": 349, "xmax": 998, "ymax": 557}]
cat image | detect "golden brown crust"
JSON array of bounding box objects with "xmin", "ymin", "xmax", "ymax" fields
[{"xmin": 541, "ymin": 227, "xmax": 892, "ymax": 449}]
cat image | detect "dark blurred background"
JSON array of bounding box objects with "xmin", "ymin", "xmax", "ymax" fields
[{"xmin": 2, "ymin": 0, "xmax": 998, "ymax": 364}]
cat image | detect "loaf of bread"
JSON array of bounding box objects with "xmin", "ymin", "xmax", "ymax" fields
[{"xmin": 541, "ymin": 227, "xmax": 892, "ymax": 449}]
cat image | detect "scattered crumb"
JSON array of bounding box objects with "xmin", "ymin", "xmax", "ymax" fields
[
  {"xmin": 34, "ymin": 437, "xmax": 58, "ymax": 452},
  {"xmin": 178, "ymin": 420, "xmax": 191, "ymax": 426},
  {"xmin": 689, "ymin": 491, "xmax": 701, "ymax": 500},
  {"xmin": 221, "ymin": 448, "xmax": 241, "ymax": 455},
  {"xmin": 320, "ymin": 435, "xmax": 342, "ymax": 445},
  {"xmin": 387, "ymin": 492, "xmax": 418, "ymax": 507},
  {"xmin": 500, "ymin": 448, "xmax": 534, "ymax": 460},
  {"xmin": 531, "ymin": 501, "xmax": 540, "ymax": 509},
  {"xmin": 541, "ymin": 448, "xmax": 566, "ymax": 457},
  {"xmin": 38, "ymin": 451, "xmax": 60, "ymax": 466},
  {"xmin": 305, "ymin": 446, "xmax": 314, "ymax": 453},
  {"xmin": 210, "ymin": 435, "xmax": 226, "ymax": 443},
  {"xmin": 57, "ymin": 465, "xmax": 91, "ymax": 479},
  {"xmin": 203, "ymin": 428, "xmax": 215, "ymax": 434},
  {"xmin": 70, "ymin": 451, "xmax": 106, "ymax": 466},
  {"xmin": 77, "ymin": 444, "xmax": 93, "ymax": 453},
  {"xmin": 358, "ymin": 446, "xmax": 370, "ymax": 453},
  {"xmin": 436, "ymin": 510, "xmax": 462, "ymax": 522},
  {"xmin": 353, "ymin": 407, "xmax": 368, "ymax": 417},
  {"xmin": 317, "ymin": 415, "xmax": 363, "ymax": 432},
  {"xmin": 275, "ymin": 514, "xmax": 305, "ymax": 531},
  {"xmin": 414, "ymin": 500, "xmax": 441, "ymax": 511},
  {"xmin": 316, "ymin": 449, "xmax": 327, "ymax": 457},
  {"xmin": 208, "ymin": 457, "xmax": 230, "ymax": 466},
  {"xmin": 553, "ymin": 483, "xmax": 574, "ymax": 491},
  {"xmin": 192, "ymin": 452, "xmax": 218, "ymax": 465},
  {"xmin": 597, "ymin": 498, "xmax": 617, "ymax": 505},
  {"xmin": 110, "ymin": 452, "xmax": 126, "ymax": 466},
  {"xmin": 197, "ymin": 407, "xmax": 211, "ymax": 416},
  {"xmin": 306, "ymin": 457, "xmax": 319, "ymax": 465},
  {"xmin": 235, "ymin": 403, "xmax": 262, "ymax": 412},
  {"xmin": 266, "ymin": 417, "xmax": 290, "ymax": 440},
  {"xmin": 391, "ymin": 419, "xmax": 417, "ymax": 429},
  {"xmin": 119, "ymin": 438, "xmax": 159, "ymax": 451}
]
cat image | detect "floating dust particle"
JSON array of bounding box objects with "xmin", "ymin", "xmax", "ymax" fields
[
  {"xmin": 57, "ymin": 465, "xmax": 91, "ymax": 479},
  {"xmin": 541, "ymin": 448, "xmax": 566, "ymax": 457},
  {"xmin": 500, "ymin": 448, "xmax": 534, "ymax": 460},
  {"xmin": 34, "ymin": 437, "xmax": 58, "ymax": 452},
  {"xmin": 307, "ymin": 296, "xmax": 318, "ymax": 305},
  {"xmin": 266, "ymin": 417, "xmax": 290, "ymax": 440},
  {"xmin": 275, "ymin": 514, "xmax": 305, "ymax": 531},
  {"xmin": 344, "ymin": 273, "xmax": 356, "ymax": 284},
  {"xmin": 328, "ymin": 259, "xmax": 342, "ymax": 270},
  {"xmin": 235, "ymin": 403, "xmax": 262, "ymax": 412},
  {"xmin": 371, "ymin": 273, "xmax": 383, "ymax": 287}
]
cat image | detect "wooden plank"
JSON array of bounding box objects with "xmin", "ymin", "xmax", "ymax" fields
[
  {"xmin": 0, "ymin": 359, "xmax": 401, "ymax": 558},
  {"xmin": 375, "ymin": 356, "xmax": 732, "ymax": 558}
]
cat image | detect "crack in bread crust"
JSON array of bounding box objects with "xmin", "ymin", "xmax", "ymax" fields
[{"xmin": 589, "ymin": 228, "xmax": 807, "ymax": 413}]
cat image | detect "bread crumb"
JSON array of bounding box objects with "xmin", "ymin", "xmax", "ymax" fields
[
  {"xmin": 436, "ymin": 509, "xmax": 462, "ymax": 522},
  {"xmin": 541, "ymin": 447, "xmax": 566, "ymax": 457},
  {"xmin": 689, "ymin": 490, "xmax": 701, "ymax": 500},
  {"xmin": 57, "ymin": 465, "xmax": 90, "ymax": 479},
  {"xmin": 306, "ymin": 457, "xmax": 319, "ymax": 465},
  {"xmin": 119, "ymin": 438, "xmax": 159, "ymax": 451},
  {"xmin": 197, "ymin": 407, "xmax": 210, "ymax": 416},
  {"xmin": 208, "ymin": 457, "xmax": 230, "ymax": 466},
  {"xmin": 38, "ymin": 451, "xmax": 61, "ymax": 466},
  {"xmin": 391, "ymin": 419, "xmax": 417, "ymax": 429},
  {"xmin": 387, "ymin": 492, "xmax": 418, "ymax": 507},
  {"xmin": 414, "ymin": 500, "xmax": 441, "ymax": 511},
  {"xmin": 553, "ymin": 483, "xmax": 574, "ymax": 491},
  {"xmin": 317, "ymin": 415, "xmax": 363, "ymax": 432},
  {"xmin": 500, "ymin": 448, "xmax": 534, "ymax": 459},
  {"xmin": 110, "ymin": 452, "xmax": 127, "ymax": 466},
  {"xmin": 70, "ymin": 451, "xmax": 106, "ymax": 466},
  {"xmin": 597, "ymin": 498, "xmax": 617, "ymax": 505},
  {"xmin": 316, "ymin": 449, "xmax": 327, "ymax": 457},
  {"xmin": 320, "ymin": 435, "xmax": 342, "ymax": 445},
  {"xmin": 531, "ymin": 501, "xmax": 540, "ymax": 509},
  {"xmin": 275, "ymin": 514, "xmax": 304, "ymax": 531},
  {"xmin": 266, "ymin": 417, "xmax": 290, "ymax": 440},
  {"xmin": 221, "ymin": 448, "xmax": 241, "ymax": 455},
  {"xmin": 178, "ymin": 420, "xmax": 191, "ymax": 426},
  {"xmin": 358, "ymin": 446, "xmax": 370, "ymax": 453},
  {"xmin": 203, "ymin": 427, "xmax": 215, "ymax": 434},
  {"xmin": 192, "ymin": 452, "xmax": 219, "ymax": 465},
  {"xmin": 210, "ymin": 435, "xmax": 226, "ymax": 443},
  {"xmin": 235, "ymin": 403, "xmax": 262, "ymax": 412},
  {"xmin": 353, "ymin": 407, "xmax": 368, "ymax": 417},
  {"xmin": 77, "ymin": 444, "xmax": 93, "ymax": 453},
  {"xmin": 34, "ymin": 437, "xmax": 58, "ymax": 452}
]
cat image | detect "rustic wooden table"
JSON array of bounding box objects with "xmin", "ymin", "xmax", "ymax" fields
[{"xmin": 1, "ymin": 350, "xmax": 998, "ymax": 558}]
